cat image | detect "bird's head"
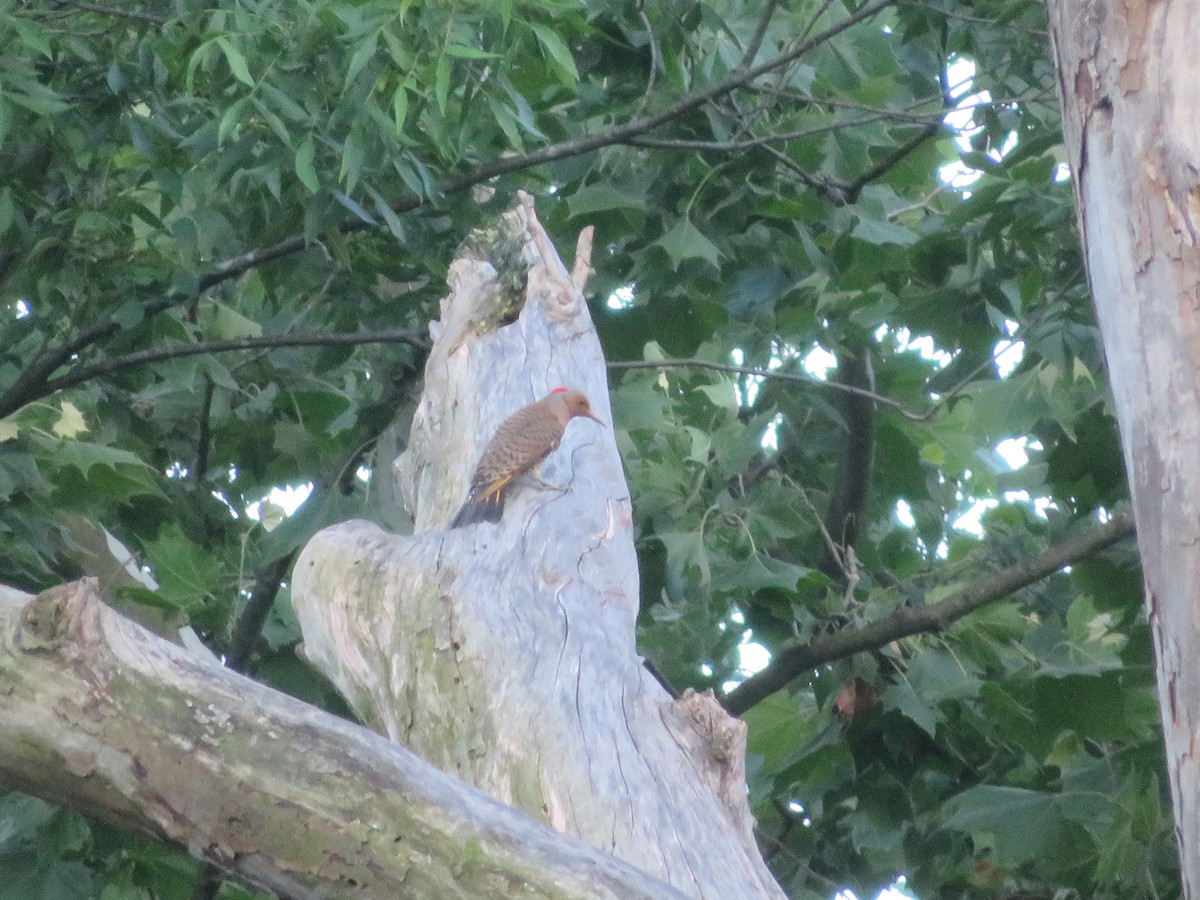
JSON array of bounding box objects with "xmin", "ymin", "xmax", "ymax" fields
[{"xmin": 550, "ymin": 387, "xmax": 606, "ymax": 427}]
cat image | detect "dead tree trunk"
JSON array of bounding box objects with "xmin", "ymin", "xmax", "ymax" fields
[
  {"xmin": 292, "ymin": 193, "xmax": 784, "ymax": 899},
  {"xmin": 1047, "ymin": 2, "xmax": 1200, "ymax": 892},
  {"xmin": 0, "ymin": 581, "xmax": 683, "ymax": 899}
]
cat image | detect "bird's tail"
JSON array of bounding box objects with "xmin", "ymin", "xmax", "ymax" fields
[{"xmin": 448, "ymin": 489, "xmax": 505, "ymax": 528}]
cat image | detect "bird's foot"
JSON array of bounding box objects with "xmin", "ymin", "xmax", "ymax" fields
[{"xmin": 530, "ymin": 472, "xmax": 569, "ymax": 493}]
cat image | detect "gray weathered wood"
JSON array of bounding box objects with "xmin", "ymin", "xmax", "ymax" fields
[
  {"xmin": 0, "ymin": 579, "xmax": 687, "ymax": 900},
  {"xmin": 293, "ymin": 193, "xmax": 784, "ymax": 899},
  {"xmin": 1047, "ymin": 2, "xmax": 1200, "ymax": 893}
]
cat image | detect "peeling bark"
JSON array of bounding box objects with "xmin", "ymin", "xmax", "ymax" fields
[
  {"xmin": 1047, "ymin": 1, "xmax": 1200, "ymax": 891},
  {"xmin": 293, "ymin": 193, "xmax": 784, "ymax": 899}
]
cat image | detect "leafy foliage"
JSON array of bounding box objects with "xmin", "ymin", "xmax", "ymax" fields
[{"xmin": 0, "ymin": 0, "xmax": 1172, "ymax": 897}]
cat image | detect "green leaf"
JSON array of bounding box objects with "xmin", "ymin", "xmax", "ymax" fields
[
  {"xmin": 215, "ymin": 37, "xmax": 254, "ymax": 86},
  {"xmin": 656, "ymin": 530, "xmax": 711, "ymax": 587},
  {"xmin": 13, "ymin": 18, "xmax": 53, "ymax": 59},
  {"xmin": 435, "ymin": 55, "xmax": 450, "ymax": 114},
  {"xmin": 217, "ymin": 97, "xmax": 246, "ymax": 144},
  {"xmin": 366, "ymin": 185, "xmax": 405, "ymax": 240},
  {"xmin": 445, "ymin": 44, "xmax": 497, "ymax": 59},
  {"xmin": 567, "ymin": 184, "xmax": 646, "ymax": 218},
  {"xmin": 656, "ymin": 218, "xmax": 721, "ymax": 270},
  {"xmin": 880, "ymin": 680, "xmax": 939, "ymax": 736},
  {"xmin": 344, "ymin": 31, "xmax": 379, "ymax": 90},
  {"xmin": 713, "ymin": 553, "xmax": 810, "ymax": 594},
  {"xmin": 851, "ymin": 215, "xmax": 918, "ymax": 245},
  {"xmin": 742, "ymin": 692, "xmax": 822, "ymax": 775},
  {"xmin": 142, "ymin": 525, "xmax": 222, "ymax": 608},
  {"xmin": 528, "ymin": 22, "xmax": 578, "ymax": 82},
  {"xmin": 295, "ymin": 136, "xmax": 319, "ymax": 192},
  {"xmin": 339, "ymin": 129, "xmax": 364, "ymax": 192},
  {"xmin": 942, "ymin": 786, "xmax": 1066, "ymax": 864},
  {"xmin": 392, "ymin": 83, "xmax": 409, "ymax": 136},
  {"xmin": 197, "ymin": 299, "xmax": 263, "ymax": 339},
  {"xmin": 53, "ymin": 441, "xmax": 152, "ymax": 480}
]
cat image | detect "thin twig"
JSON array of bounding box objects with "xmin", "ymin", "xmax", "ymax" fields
[
  {"xmin": 626, "ymin": 109, "xmax": 942, "ymax": 151},
  {"xmin": 799, "ymin": 0, "xmax": 839, "ymax": 42},
  {"xmin": 632, "ymin": 8, "xmax": 660, "ymax": 118},
  {"xmin": 738, "ymin": 0, "xmax": 780, "ymax": 70},
  {"xmin": 49, "ymin": 0, "xmax": 167, "ymax": 25},
  {"xmin": 761, "ymin": 142, "xmax": 851, "ymax": 200},
  {"xmin": 607, "ymin": 356, "xmax": 930, "ymax": 419},
  {"xmin": 38, "ymin": 328, "xmax": 429, "ymax": 397},
  {"xmin": 795, "ymin": 481, "xmax": 848, "ymax": 579},
  {"xmin": 839, "ymin": 116, "xmax": 942, "ymax": 202}
]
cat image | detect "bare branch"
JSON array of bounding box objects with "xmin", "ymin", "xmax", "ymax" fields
[
  {"xmin": 607, "ymin": 356, "xmax": 931, "ymax": 419},
  {"xmin": 38, "ymin": 328, "xmax": 428, "ymax": 398},
  {"xmin": 738, "ymin": 0, "xmax": 781, "ymax": 70},
  {"xmin": 193, "ymin": 377, "xmax": 215, "ymax": 488},
  {"xmin": 47, "ymin": 0, "xmax": 167, "ymax": 25},
  {"xmin": 626, "ymin": 109, "xmax": 942, "ymax": 152},
  {"xmin": 722, "ymin": 509, "xmax": 1137, "ymax": 716},
  {"xmin": 225, "ymin": 553, "xmax": 294, "ymax": 673},
  {"xmin": 761, "ymin": 142, "xmax": 853, "ymax": 201},
  {"xmin": 839, "ymin": 118, "xmax": 942, "ymax": 202},
  {"xmin": 633, "ymin": 8, "xmax": 661, "ymax": 117},
  {"xmin": 0, "ymin": 295, "xmax": 176, "ymax": 419}
]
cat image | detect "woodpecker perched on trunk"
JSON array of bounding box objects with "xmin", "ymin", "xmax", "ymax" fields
[{"xmin": 449, "ymin": 388, "xmax": 604, "ymax": 528}]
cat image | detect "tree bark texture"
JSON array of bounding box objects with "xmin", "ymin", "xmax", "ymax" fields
[
  {"xmin": 0, "ymin": 579, "xmax": 686, "ymax": 900},
  {"xmin": 292, "ymin": 193, "xmax": 785, "ymax": 899},
  {"xmin": 1047, "ymin": 2, "xmax": 1200, "ymax": 891}
]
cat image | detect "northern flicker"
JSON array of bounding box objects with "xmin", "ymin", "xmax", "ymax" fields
[{"xmin": 449, "ymin": 387, "xmax": 605, "ymax": 528}]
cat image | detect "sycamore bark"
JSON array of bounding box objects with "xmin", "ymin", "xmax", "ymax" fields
[{"xmin": 1047, "ymin": 1, "xmax": 1200, "ymax": 892}]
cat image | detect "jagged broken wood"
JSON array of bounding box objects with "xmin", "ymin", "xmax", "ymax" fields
[
  {"xmin": 292, "ymin": 193, "xmax": 785, "ymax": 899},
  {"xmin": 0, "ymin": 580, "xmax": 685, "ymax": 900}
]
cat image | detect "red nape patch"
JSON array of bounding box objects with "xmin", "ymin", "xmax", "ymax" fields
[{"xmin": 551, "ymin": 387, "xmax": 568, "ymax": 393}]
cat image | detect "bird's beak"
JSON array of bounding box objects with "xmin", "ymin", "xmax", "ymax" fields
[{"xmin": 585, "ymin": 408, "xmax": 606, "ymax": 428}]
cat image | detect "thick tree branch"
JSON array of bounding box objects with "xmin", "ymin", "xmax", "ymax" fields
[
  {"xmin": 722, "ymin": 509, "xmax": 1137, "ymax": 716},
  {"xmin": 0, "ymin": 581, "xmax": 685, "ymax": 900}
]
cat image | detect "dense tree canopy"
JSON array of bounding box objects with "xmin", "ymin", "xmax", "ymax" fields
[{"xmin": 0, "ymin": 0, "xmax": 1172, "ymax": 898}]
